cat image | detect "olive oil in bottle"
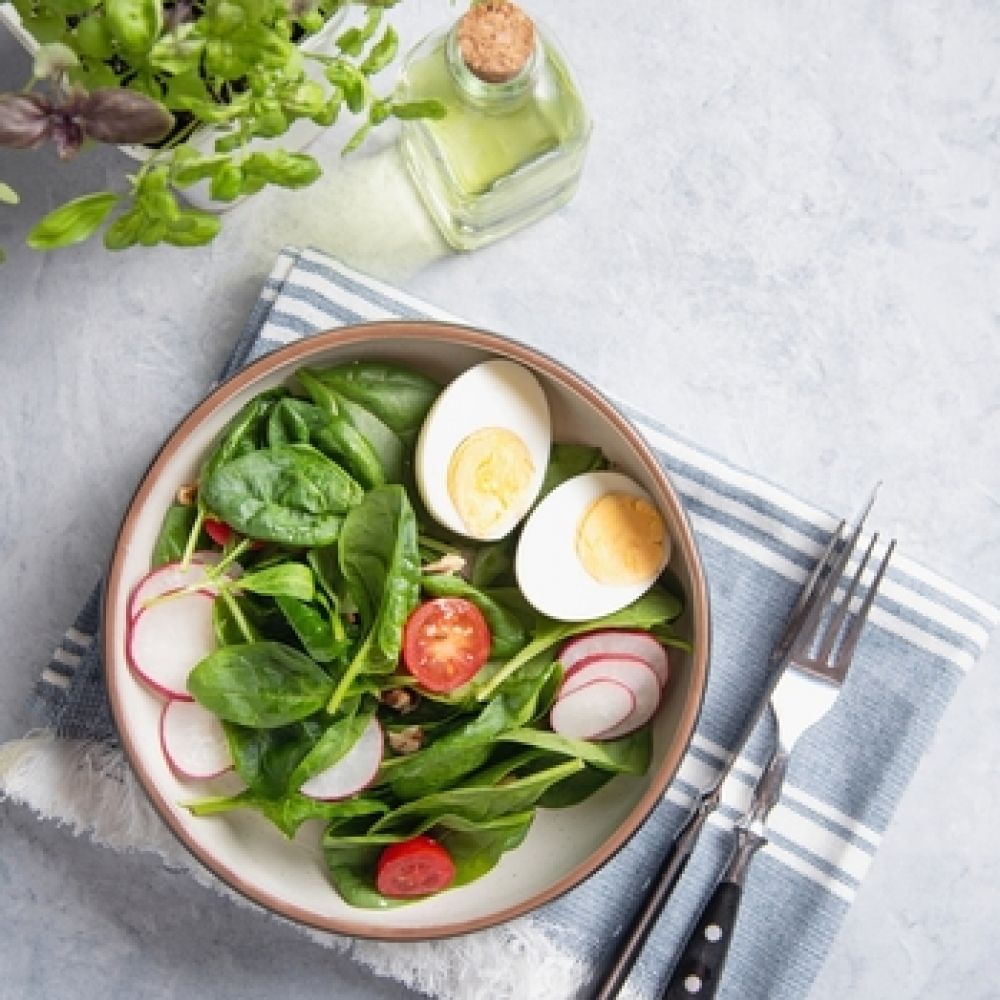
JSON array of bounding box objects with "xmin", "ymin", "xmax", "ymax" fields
[{"xmin": 397, "ymin": 1, "xmax": 591, "ymax": 250}]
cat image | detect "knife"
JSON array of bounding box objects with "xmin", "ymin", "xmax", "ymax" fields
[{"xmin": 589, "ymin": 489, "xmax": 878, "ymax": 1000}]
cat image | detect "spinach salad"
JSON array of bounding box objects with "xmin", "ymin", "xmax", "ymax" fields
[{"xmin": 132, "ymin": 359, "xmax": 687, "ymax": 907}]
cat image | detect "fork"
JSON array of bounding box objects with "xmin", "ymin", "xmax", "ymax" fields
[
  {"xmin": 590, "ymin": 495, "xmax": 877, "ymax": 1000},
  {"xmin": 661, "ymin": 531, "xmax": 896, "ymax": 1000}
]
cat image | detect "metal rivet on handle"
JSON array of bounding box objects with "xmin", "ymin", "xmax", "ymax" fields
[{"xmin": 684, "ymin": 974, "xmax": 703, "ymax": 994}]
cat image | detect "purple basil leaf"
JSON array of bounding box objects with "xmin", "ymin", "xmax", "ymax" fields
[
  {"xmin": 52, "ymin": 118, "xmax": 86, "ymax": 159},
  {"xmin": 79, "ymin": 88, "xmax": 175, "ymax": 144},
  {"xmin": 0, "ymin": 93, "xmax": 51, "ymax": 149}
]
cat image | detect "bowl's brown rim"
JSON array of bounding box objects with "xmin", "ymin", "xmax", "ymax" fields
[{"xmin": 102, "ymin": 319, "xmax": 711, "ymax": 941}]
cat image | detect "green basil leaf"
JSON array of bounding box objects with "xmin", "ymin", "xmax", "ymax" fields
[
  {"xmin": 242, "ymin": 150, "xmax": 321, "ymax": 189},
  {"xmin": 360, "ymin": 25, "xmax": 397, "ymax": 76},
  {"xmin": 391, "ymin": 99, "xmax": 447, "ymax": 121},
  {"xmin": 163, "ymin": 210, "xmax": 221, "ymax": 247},
  {"xmin": 27, "ymin": 192, "xmax": 118, "ymax": 250},
  {"xmin": 105, "ymin": 0, "xmax": 163, "ymax": 54},
  {"xmin": 188, "ymin": 641, "xmax": 335, "ymax": 727},
  {"xmin": 32, "ymin": 41, "xmax": 79, "ymax": 78}
]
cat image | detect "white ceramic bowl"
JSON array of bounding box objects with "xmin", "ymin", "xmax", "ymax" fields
[{"xmin": 103, "ymin": 321, "xmax": 710, "ymax": 940}]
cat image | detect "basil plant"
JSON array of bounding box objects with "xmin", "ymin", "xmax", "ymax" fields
[{"xmin": 0, "ymin": 0, "xmax": 444, "ymax": 253}]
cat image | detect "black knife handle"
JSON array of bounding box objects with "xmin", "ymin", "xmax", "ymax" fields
[
  {"xmin": 661, "ymin": 880, "xmax": 742, "ymax": 1000},
  {"xmin": 591, "ymin": 786, "xmax": 721, "ymax": 1000}
]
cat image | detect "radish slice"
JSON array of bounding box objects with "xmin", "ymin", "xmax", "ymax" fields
[
  {"xmin": 559, "ymin": 629, "xmax": 669, "ymax": 687},
  {"xmin": 128, "ymin": 553, "xmax": 238, "ymax": 622},
  {"xmin": 550, "ymin": 679, "xmax": 635, "ymax": 741},
  {"xmin": 561, "ymin": 654, "xmax": 662, "ymax": 739},
  {"xmin": 160, "ymin": 699, "xmax": 233, "ymax": 779},
  {"xmin": 300, "ymin": 717, "xmax": 384, "ymax": 801},
  {"xmin": 127, "ymin": 590, "xmax": 216, "ymax": 700}
]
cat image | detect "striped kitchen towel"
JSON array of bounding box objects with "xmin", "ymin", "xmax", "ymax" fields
[{"xmin": 2, "ymin": 246, "xmax": 996, "ymax": 1000}]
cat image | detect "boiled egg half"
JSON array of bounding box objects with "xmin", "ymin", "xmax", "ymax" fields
[
  {"xmin": 415, "ymin": 359, "xmax": 551, "ymax": 541},
  {"xmin": 515, "ymin": 471, "xmax": 671, "ymax": 621}
]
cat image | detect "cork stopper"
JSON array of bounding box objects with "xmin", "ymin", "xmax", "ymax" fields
[{"xmin": 456, "ymin": 2, "xmax": 536, "ymax": 84}]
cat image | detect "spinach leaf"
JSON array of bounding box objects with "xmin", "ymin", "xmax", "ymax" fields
[
  {"xmin": 201, "ymin": 444, "xmax": 363, "ymax": 547},
  {"xmin": 188, "ymin": 641, "xmax": 335, "ymax": 727},
  {"xmin": 338, "ymin": 485, "xmax": 420, "ymax": 659},
  {"xmin": 535, "ymin": 764, "xmax": 616, "ymax": 808},
  {"xmin": 288, "ymin": 701, "xmax": 377, "ymax": 792},
  {"xmin": 326, "ymin": 485, "xmax": 420, "ymax": 714},
  {"xmin": 187, "ymin": 789, "xmax": 387, "ymax": 839},
  {"xmin": 470, "ymin": 540, "xmax": 514, "ymax": 589},
  {"xmin": 333, "ymin": 395, "xmax": 406, "ymax": 485},
  {"xmin": 379, "ymin": 696, "xmax": 511, "ymax": 800},
  {"xmin": 477, "ymin": 586, "xmax": 684, "ymax": 700},
  {"xmin": 313, "ymin": 417, "xmax": 385, "ymax": 491},
  {"xmin": 538, "ymin": 442, "xmax": 608, "ymax": 501},
  {"xmin": 266, "ymin": 397, "xmax": 324, "ymax": 447},
  {"xmin": 151, "ymin": 502, "xmax": 203, "ymax": 566},
  {"xmin": 236, "ymin": 563, "xmax": 315, "ymax": 602},
  {"xmin": 202, "ymin": 390, "xmax": 285, "ymax": 481},
  {"xmin": 223, "ymin": 716, "xmax": 326, "ymax": 797},
  {"xmin": 307, "ymin": 545, "xmax": 347, "ymax": 604},
  {"xmin": 212, "ymin": 592, "xmax": 258, "ymax": 646},
  {"xmin": 371, "ymin": 759, "xmax": 582, "ymax": 832},
  {"xmin": 322, "ymin": 811, "xmax": 533, "ymax": 909},
  {"xmin": 275, "ymin": 595, "xmax": 346, "ymax": 663},
  {"xmin": 499, "ymin": 726, "xmax": 653, "ymax": 775},
  {"xmin": 305, "ymin": 361, "xmax": 439, "ymax": 443},
  {"xmin": 273, "ymin": 388, "xmax": 385, "ymax": 490},
  {"xmin": 420, "ymin": 574, "xmax": 527, "ymax": 658},
  {"xmin": 379, "ymin": 657, "xmax": 556, "ymax": 801}
]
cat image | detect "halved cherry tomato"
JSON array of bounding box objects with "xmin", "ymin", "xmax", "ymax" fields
[
  {"xmin": 376, "ymin": 835, "xmax": 456, "ymax": 898},
  {"xmin": 203, "ymin": 517, "xmax": 233, "ymax": 547},
  {"xmin": 402, "ymin": 598, "xmax": 490, "ymax": 693}
]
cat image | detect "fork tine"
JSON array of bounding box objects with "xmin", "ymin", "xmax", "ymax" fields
[
  {"xmin": 773, "ymin": 485, "xmax": 880, "ymax": 662},
  {"xmin": 832, "ymin": 537, "xmax": 896, "ymax": 674},
  {"xmin": 814, "ymin": 531, "xmax": 879, "ymax": 666},
  {"xmin": 791, "ymin": 486, "xmax": 880, "ymax": 657}
]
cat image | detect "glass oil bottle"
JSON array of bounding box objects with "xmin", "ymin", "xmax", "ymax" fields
[{"xmin": 396, "ymin": 1, "xmax": 592, "ymax": 250}]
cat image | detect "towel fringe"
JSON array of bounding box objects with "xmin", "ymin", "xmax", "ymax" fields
[{"xmin": 0, "ymin": 729, "xmax": 587, "ymax": 1000}]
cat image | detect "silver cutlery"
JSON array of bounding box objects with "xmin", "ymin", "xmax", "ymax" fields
[
  {"xmin": 662, "ymin": 531, "xmax": 896, "ymax": 999},
  {"xmin": 591, "ymin": 491, "xmax": 880, "ymax": 1000}
]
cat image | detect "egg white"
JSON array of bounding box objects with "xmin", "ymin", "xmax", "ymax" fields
[
  {"xmin": 515, "ymin": 470, "xmax": 669, "ymax": 621},
  {"xmin": 415, "ymin": 358, "xmax": 552, "ymax": 540}
]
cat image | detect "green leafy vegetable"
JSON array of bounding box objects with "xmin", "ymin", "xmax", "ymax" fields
[
  {"xmin": 188, "ymin": 641, "xmax": 335, "ymax": 727},
  {"xmin": 201, "ymin": 444, "xmax": 363, "ymax": 546}
]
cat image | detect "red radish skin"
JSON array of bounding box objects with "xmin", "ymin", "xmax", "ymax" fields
[
  {"xmin": 300, "ymin": 717, "xmax": 384, "ymax": 801},
  {"xmin": 160, "ymin": 699, "xmax": 233, "ymax": 779},
  {"xmin": 560, "ymin": 654, "xmax": 663, "ymax": 739},
  {"xmin": 126, "ymin": 589, "xmax": 216, "ymax": 700},
  {"xmin": 549, "ymin": 678, "xmax": 636, "ymax": 742},
  {"xmin": 127, "ymin": 553, "xmax": 237, "ymax": 622},
  {"xmin": 558, "ymin": 630, "xmax": 669, "ymax": 688}
]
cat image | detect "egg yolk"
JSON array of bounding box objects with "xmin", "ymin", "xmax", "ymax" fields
[
  {"xmin": 576, "ymin": 492, "xmax": 668, "ymax": 585},
  {"xmin": 448, "ymin": 427, "xmax": 535, "ymax": 537}
]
